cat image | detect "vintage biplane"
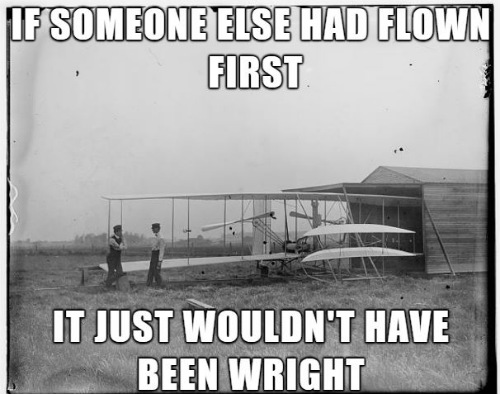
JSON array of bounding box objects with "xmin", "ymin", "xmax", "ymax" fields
[{"xmin": 80, "ymin": 191, "xmax": 420, "ymax": 285}]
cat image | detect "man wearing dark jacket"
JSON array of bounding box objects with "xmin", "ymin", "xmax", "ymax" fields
[{"xmin": 105, "ymin": 225, "xmax": 127, "ymax": 287}]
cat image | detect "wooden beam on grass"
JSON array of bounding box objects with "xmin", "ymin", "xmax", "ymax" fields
[{"xmin": 186, "ymin": 298, "xmax": 215, "ymax": 310}]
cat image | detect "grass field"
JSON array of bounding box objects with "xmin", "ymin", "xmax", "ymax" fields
[{"xmin": 8, "ymin": 252, "xmax": 492, "ymax": 392}]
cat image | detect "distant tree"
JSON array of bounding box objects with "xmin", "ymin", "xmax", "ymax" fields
[
  {"xmin": 96, "ymin": 233, "xmax": 107, "ymax": 244},
  {"xmin": 123, "ymin": 232, "xmax": 149, "ymax": 245},
  {"xmin": 74, "ymin": 235, "xmax": 83, "ymax": 244}
]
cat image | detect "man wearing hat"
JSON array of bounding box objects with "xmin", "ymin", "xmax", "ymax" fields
[
  {"xmin": 147, "ymin": 223, "xmax": 165, "ymax": 286},
  {"xmin": 105, "ymin": 224, "xmax": 127, "ymax": 287}
]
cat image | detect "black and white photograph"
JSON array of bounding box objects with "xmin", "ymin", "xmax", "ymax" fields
[{"xmin": 6, "ymin": 1, "xmax": 494, "ymax": 392}]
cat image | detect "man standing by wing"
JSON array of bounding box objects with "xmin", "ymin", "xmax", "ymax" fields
[
  {"xmin": 105, "ymin": 224, "xmax": 127, "ymax": 287},
  {"xmin": 147, "ymin": 223, "xmax": 165, "ymax": 286}
]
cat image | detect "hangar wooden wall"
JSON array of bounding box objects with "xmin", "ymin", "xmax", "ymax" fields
[
  {"xmin": 422, "ymin": 183, "xmax": 488, "ymax": 274},
  {"xmin": 362, "ymin": 167, "xmax": 488, "ymax": 274}
]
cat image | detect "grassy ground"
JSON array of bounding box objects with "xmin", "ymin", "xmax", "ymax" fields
[{"xmin": 8, "ymin": 252, "xmax": 492, "ymax": 392}]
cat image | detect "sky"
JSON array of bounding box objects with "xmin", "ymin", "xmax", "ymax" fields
[{"xmin": 9, "ymin": 5, "xmax": 490, "ymax": 242}]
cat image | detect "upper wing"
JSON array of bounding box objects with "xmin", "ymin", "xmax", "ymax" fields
[
  {"xmin": 102, "ymin": 192, "xmax": 421, "ymax": 206},
  {"xmin": 303, "ymin": 224, "xmax": 415, "ymax": 237}
]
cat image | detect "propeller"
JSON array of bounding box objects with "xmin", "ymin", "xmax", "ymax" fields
[{"xmin": 202, "ymin": 211, "xmax": 276, "ymax": 232}]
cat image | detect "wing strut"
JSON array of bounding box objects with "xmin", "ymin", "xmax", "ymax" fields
[
  {"xmin": 223, "ymin": 197, "xmax": 227, "ymax": 255},
  {"xmin": 338, "ymin": 193, "xmax": 367, "ymax": 275},
  {"xmin": 241, "ymin": 198, "xmax": 244, "ymax": 257},
  {"xmin": 323, "ymin": 200, "xmax": 327, "ymax": 247},
  {"xmin": 284, "ymin": 199, "xmax": 289, "ymax": 255},
  {"xmin": 342, "ymin": 187, "xmax": 382, "ymax": 279},
  {"xmin": 294, "ymin": 198, "xmax": 298, "ymax": 242},
  {"xmin": 296, "ymin": 194, "xmax": 313, "ymax": 228},
  {"xmin": 107, "ymin": 200, "xmax": 111, "ymax": 238},
  {"xmin": 187, "ymin": 198, "xmax": 190, "ymax": 265},
  {"xmin": 171, "ymin": 199, "xmax": 175, "ymax": 250}
]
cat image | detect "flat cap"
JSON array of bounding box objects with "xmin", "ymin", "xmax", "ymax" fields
[
  {"xmin": 151, "ymin": 223, "xmax": 161, "ymax": 229},
  {"xmin": 113, "ymin": 225, "xmax": 122, "ymax": 232}
]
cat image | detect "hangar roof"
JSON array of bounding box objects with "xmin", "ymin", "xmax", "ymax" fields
[
  {"xmin": 283, "ymin": 166, "xmax": 487, "ymax": 202},
  {"xmin": 362, "ymin": 166, "xmax": 488, "ymax": 184}
]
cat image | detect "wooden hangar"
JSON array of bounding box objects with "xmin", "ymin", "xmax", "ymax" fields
[{"xmin": 285, "ymin": 166, "xmax": 488, "ymax": 275}]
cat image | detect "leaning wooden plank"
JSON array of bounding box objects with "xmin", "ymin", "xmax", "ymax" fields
[
  {"xmin": 98, "ymin": 252, "xmax": 296, "ymax": 272},
  {"xmin": 302, "ymin": 247, "xmax": 417, "ymax": 263},
  {"xmin": 186, "ymin": 299, "xmax": 215, "ymax": 310},
  {"xmin": 424, "ymin": 203, "xmax": 456, "ymax": 275}
]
